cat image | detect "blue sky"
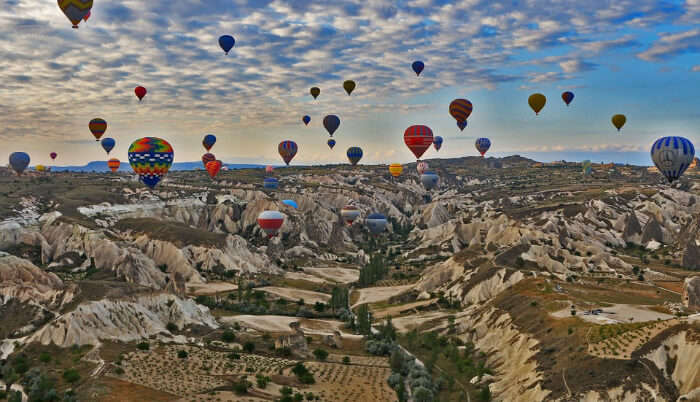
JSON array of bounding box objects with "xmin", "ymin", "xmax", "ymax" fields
[{"xmin": 0, "ymin": 0, "xmax": 698, "ymax": 166}]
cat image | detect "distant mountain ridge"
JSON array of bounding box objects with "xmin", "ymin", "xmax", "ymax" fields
[{"xmin": 50, "ymin": 161, "xmax": 266, "ymax": 172}]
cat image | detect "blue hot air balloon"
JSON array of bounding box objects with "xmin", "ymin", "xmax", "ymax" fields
[
  {"xmin": 264, "ymin": 177, "xmax": 279, "ymax": 190},
  {"xmin": 651, "ymin": 136, "xmax": 695, "ymax": 183},
  {"xmin": 101, "ymin": 137, "xmax": 116, "ymax": 154},
  {"xmin": 327, "ymin": 139, "xmax": 336, "ymax": 149},
  {"xmin": 347, "ymin": 147, "xmax": 363, "ymax": 166},
  {"xmin": 282, "ymin": 199, "xmax": 298, "ymax": 209},
  {"xmin": 219, "ymin": 35, "xmax": 235, "ymax": 55},
  {"xmin": 366, "ymin": 213, "xmax": 388, "ymax": 235},
  {"xmin": 302, "ymin": 115, "xmax": 311, "ymax": 126},
  {"xmin": 323, "ymin": 115, "xmax": 340, "ymax": 137},
  {"xmin": 433, "ymin": 136, "xmax": 443, "ymax": 152},
  {"xmin": 421, "ymin": 172, "xmax": 439, "ymax": 190},
  {"xmin": 412, "ymin": 61, "xmax": 424, "ymax": 76},
  {"xmin": 561, "ymin": 91, "xmax": 575, "ymax": 106},
  {"xmin": 457, "ymin": 120, "xmax": 467, "ymax": 131},
  {"xmin": 203, "ymin": 134, "xmax": 217, "ymax": 151},
  {"xmin": 475, "ymin": 138, "xmax": 491, "ymax": 157},
  {"xmin": 9, "ymin": 152, "xmax": 30, "ymax": 175}
]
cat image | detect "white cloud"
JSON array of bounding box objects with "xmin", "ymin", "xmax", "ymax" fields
[{"xmin": 637, "ymin": 29, "xmax": 700, "ymax": 61}]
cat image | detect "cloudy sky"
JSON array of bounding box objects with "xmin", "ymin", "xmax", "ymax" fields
[{"xmin": 1, "ymin": 0, "xmax": 699, "ymax": 166}]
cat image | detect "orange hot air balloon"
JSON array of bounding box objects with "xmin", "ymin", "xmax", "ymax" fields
[
  {"xmin": 107, "ymin": 158, "xmax": 120, "ymax": 172},
  {"xmin": 206, "ymin": 160, "xmax": 222, "ymax": 179},
  {"xmin": 389, "ymin": 164, "xmax": 403, "ymax": 177}
]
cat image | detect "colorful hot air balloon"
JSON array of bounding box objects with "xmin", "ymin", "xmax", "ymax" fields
[
  {"xmin": 266, "ymin": 165, "xmax": 274, "ymax": 174},
  {"xmin": 50, "ymin": 152, "xmax": 58, "ymax": 161},
  {"xmin": 202, "ymin": 134, "xmax": 216, "ymax": 151},
  {"xmin": 528, "ymin": 93, "xmax": 546, "ymax": 115},
  {"xmin": 412, "ymin": 61, "xmax": 425, "ymax": 76},
  {"xmin": 651, "ymin": 136, "xmax": 695, "ymax": 183},
  {"xmin": 57, "ymin": 0, "xmax": 93, "ymax": 29},
  {"xmin": 310, "ymin": 87, "xmax": 320, "ymax": 99},
  {"xmin": 327, "ymin": 139, "xmax": 336, "ymax": 149},
  {"xmin": 612, "ymin": 114, "xmax": 627, "ymax": 131},
  {"xmin": 83, "ymin": 10, "xmax": 90, "ymax": 22},
  {"xmin": 421, "ymin": 172, "xmax": 439, "ymax": 190},
  {"xmin": 366, "ymin": 213, "xmax": 388, "ymax": 235},
  {"xmin": 449, "ymin": 99, "xmax": 473, "ymax": 123},
  {"xmin": 323, "ymin": 115, "xmax": 341, "ymax": 137},
  {"xmin": 417, "ymin": 161, "xmax": 429, "ymax": 175},
  {"xmin": 389, "ymin": 163, "xmax": 403, "ymax": 178},
  {"xmin": 341, "ymin": 205, "xmax": 360, "ymax": 225},
  {"xmin": 582, "ymin": 160, "xmax": 592, "ymax": 176},
  {"xmin": 343, "ymin": 80, "xmax": 356, "ymax": 95},
  {"xmin": 101, "ymin": 138, "xmax": 116, "ymax": 154},
  {"xmin": 219, "ymin": 35, "xmax": 235, "ymax": 55},
  {"xmin": 257, "ymin": 210, "xmax": 284, "ymax": 238},
  {"xmin": 475, "ymin": 138, "xmax": 491, "ymax": 157},
  {"xmin": 9, "ymin": 152, "xmax": 30, "ymax": 175},
  {"xmin": 457, "ymin": 120, "xmax": 467, "ymax": 131},
  {"xmin": 433, "ymin": 136, "xmax": 443, "ymax": 152},
  {"xmin": 127, "ymin": 137, "xmax": 174, "ymax": 189},
  {"xmin": 302, "ymin": 115, "xmax": 311, "ymax": 126},
  {"xmin": 347, "ymin": 147, "xmax": 363, "ymax": 166},
  {"xmin": 89, "ymin": 118, "xmax": 107, "ymax": 141},
  {"xmin": 404, "ymin": 125, "xmax": 434, "ymax": 160},
  {"xmin": 206, "ymin": 160, "xmax": 222, "ymax": 179},
  {"xmin": 263, "ymin": 177, "xmax": 279, "ymax": 189},
  {"xmin": 108, "ymin": 158, "xmax": 121, "ymax": 172},
  {"xmin": 278, "ymin": 141, "xmax": 298, "ymax": 166},
  {"xmin": 202, "ymin": 153, "xmax": 216, "ymax": 168},
  {"xmin": 282, "ymin": 200, "xmax": 298, "ymax": 209},
  {"xmin": 135, "ymin": 86, "xmax": 147, "ymax": 101},
  {"xmin": 562, "ymin": 91, "xmax": 574, "ymax": 106}
]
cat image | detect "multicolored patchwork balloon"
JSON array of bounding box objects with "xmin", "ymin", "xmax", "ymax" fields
[
  {"xmin": 57, "ymin": 0, "xmax": 93, "ymax": 29},
  {"xmin": 127, "ymin": 137, "xmax": 174, "ymax": 189},
  {"xmin": 278, "ymin": 141, "xmax": 298, "ymax": 165}
]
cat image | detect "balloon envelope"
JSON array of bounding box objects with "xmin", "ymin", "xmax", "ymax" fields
[
  {"xmin": 582, "ymin": 160, "xmax": 592, "ymax": 176},
  {"xmin": 302, "ymin": 115, "xmax": 311, "ymax": 126},
  {"xmin": 206, "ymin": 160, "xmax": 222, "ymax": 179},
  {"xmin": 457, "ymin": 120, "xmax": 467, "ymax": 131},
  {"xmin": 323, "ymin": 115, "xmax": 340, "ymax": 136},
  {"xmin": 135, "ymin": 86, "xmax": 147, "ymax": 101},
  {"xmin": 9, "ymin": 152, "xmax": 30, "ymax": 175},
  {"xmin": 341, "ymin": 205, "xmax": 360, "ymax": 225},
  {"xmin": 562, "ymin": 91, "xmax": 574, "ymax": 106},
  {"xmin": 108, "ymin": 158, "xmax": 121, "ymax": 172},
  {"xmin": 127, "ymin": 137, "xmax": 174, "ymax": 189},
  {"xmin": 258, "ymin": 210, "xmax": 284, "ymax": 238},
  {"xmin": 417, "ymin": 161, "xmax": 429, "ymax": 175},
  {"xmin": 101, "ymin": 137, "xmax": 116, "ymax": 154},
  {"xmin": 651, "ymin": 136, "xmax": 695, "ymax": 183},
  {"xmin": 327, "ymin": 139, "xmax": 336, "ymax": 150},
  {"xmin": 50, "ymin": 152, "xmax": 57, "ymax": 160},
  {"xmin": 202, "ymin": 134, "xmax": 216, "ymax": 151},
  {"xmin": 310, "ymin": 87, "xmax": 320, "ymax": 99},
  {"xmin": 218, "ymin": 35, "xmax": 235, "ymax": 54},
  {"xmin": 421, "ymin": 172, "xmax": 439, "ymax": 190},
  {"xmin": 347, "ymin": 147, "xmax": 363, "ymax": 166},
  {"xmin": 343, "ymin": 80, "xmax": 356, "ymax": 95},
  {"xmin": 89, "ymin": 118, "xmax": 107, "ymax": 141},
  {"xmin": 412, "ymin": 61, "xmax": 424, "ymax": 76},
  {"xmin": 449, "ymin": 99, "xmax": 473, "ymax": 122},
  {"xmin": 58, "ymin": 0, "xmax": 92, "ymax": 28},
  {"xmin": 366, "ymin": 213, "xmax": 388, "ymax": 234},
  {"xmin": 528, "ymin": 93, "xmax": 546, "ymax": 115},
  {"xmin": 263, "ymin": 177, "xmax": 279, "ymax": 189},
  {"xmin": 278, "ymin": 141, "xmax": 298, "ymax": 165},
  {"xmin": 266, "ymin": 165, "xmax": 274, "ymax": 174},
  {"xmin": 433, "ymin": 136, "xmax": 443, "ymax": 152},
  {"xmin": 202, "ymin": 153, "xmax": 216, "ymax": 167},
  {"xmin": 404, "ymin": 125, "xmax": 434, "ymax": 160},
  {"xmin": 389, "ymin": 163, "xmax": 403, "ymax": 177},
  {"xmin": 612, "ymin": 114, "xmax": 627, "ymax": 131},
  {"xmin": 36, "ymin": 165, "xmax": 46, "ymax": 172},
  {"xmin": 475, "ymin": 138, "xmax": 491, "ymax": 157},
  {"xmin": 282, "ymin": 200, "xmax": 298, "ymax": 209}
]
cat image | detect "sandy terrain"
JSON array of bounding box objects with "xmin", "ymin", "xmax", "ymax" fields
[
  {"xmin": 304, "ymin": 267, "xmax": 360, "ymax": 284},
  {"xmin": 552, "ymin": 304, "xmax": 675, "ymax": 324},
  {"xmin": 351, "ymin": 285, "xmax": 413, "ymax": 308},
  {"xmin": 186, "ymin": 281, "xmax": 237, "ymax": 296},
  {"xmin": 258, "ymin": 286, "xmax": 330, "ymax": 304},
  {"xmin": 283, "ymin": 270, "xmax": 328, "ymax": 284},
  {"xmin": 372, "ymin": 299, "xmax": 438, "ymax": 319},
  {"xmin": 220, "ymin": 315, "xmax": 361, "ymax": 338},
  {"xmin": 391, "ymin": 311, "xmax": 451, "ymax": 333}
]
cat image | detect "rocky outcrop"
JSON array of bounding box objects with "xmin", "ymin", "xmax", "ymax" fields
[
  {"xmin": 0, "ymin": 253, "xmax": 68, "ymax": 306},
  {"xmin": 683, "ymin": 276, "xmax": 700, "ymax": 310},
  {"xmin": 682, "ymin": 240, "xmax": 700, "ymax": 271},
  {"xmin": 622, "ymin": 212, "xmax": 643, "ymax": 243},
  {"xmin": 274, "ymin": 321, "xmax": 309, "ymax": 357},
  {"xmin": 643, "ymin": 330, "xmax": 700, "ymax": 398},
  {"xmin": 641, "ymin": 218, "xmax": 664, "ymax": 244}
]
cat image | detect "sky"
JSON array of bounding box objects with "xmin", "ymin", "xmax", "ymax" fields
[{"xmin": 1, "ymin": 0, "xmax": 699, "ymax": 167}]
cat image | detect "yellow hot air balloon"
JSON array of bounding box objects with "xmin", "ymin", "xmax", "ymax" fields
[
  {"xmin": 528, "ymin": 93, "xmax": 546, "ymax": 115},
  {"xmin": 343, "ymin": 80, "xmax": 356, "ymax": 95},
  {"xmin": 612, "ymin": 114, "xmax": 626, "ymax": 131},
  {"xmin": 36, "ymin": 165, "xmax": 46, "ymax": 172},
  {"xmin": 57, "ymin": 0, "xmax": 93, "ymax": 29},
  {"xmin": 389, "ymin": 163, "xmax": 403, "ymax": 177}
]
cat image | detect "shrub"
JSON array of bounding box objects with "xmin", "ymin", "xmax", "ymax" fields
[
  {"xmin": 243, "ymin": 342, "xmax": 255, "ymax": 353},
  {"xmin": 228, "ymin": 352, "xmax": 241, "ymax": 360},
  {"xmin": 114, "ymin": 367, "xmax": 125, "ymax": 375},
  {"xmin": 277, "ymin": 347, "xmax": 292, "ymax": 357},
  {"xmin": 63, "ymin": 368, "xmax": 81, "ymax": 384},
  {"xmin": 177, "ymin": 350, "xmax": 188, "ymax": 359},
  {"xmin": 233, "ymin": 379, "xmax": 251, "ymax": 395},
  {"xmin": 281, "ymin": 386, "xmax": 293, "ymax": 396},
  {"xmin": 313, "ymin": 349, "xmax": 328, "ymax": 361},
  {"xmin": 222, "ymin": 330, "xmax": 236, "ymax": 343},
  {"xmin": 256, "ymin": 374, "xmax": 270, "ymax": 389},
  {"xmin": 136, "ymin": 342, "xmax": 150, "ymax": 351},
  {"xmin": 342, "ymin": 356, "xmax": 351, "ymax": 365},
  {"xmin": 39, "ymin": 352, "xmax": 51, "ymax": 363},
  {"xmin": 166, "ymin": 322, "xmax": 178, "ymax": 332}
]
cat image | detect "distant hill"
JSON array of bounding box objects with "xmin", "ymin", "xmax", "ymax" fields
[{"xmin": 51, "ymin": 161, "xmax": 266, "ymax": 173}]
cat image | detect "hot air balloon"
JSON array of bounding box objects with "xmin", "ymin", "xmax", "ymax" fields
[
  {"xmin": 433, "ymin": 136, "xmax": 443, "ymax": 152},
  {"xmin": 135, "ymin": 86, "xmax": 147, "ymax": 101},
  {"xmin": 341, "ymin": 205, "xmax": 360, "ymax": 225},
  {"xmin": 343, "ymin": 80, "xmax": 356, "ymax": 95},
  {"xmin": 612, "ymin": 114, "xmax": 626, "ymax": 131},
  {"xmin": 412, "ymin": 61, "xmax": 425, "ymax": 76},
  {"xmin": 282, "ymin": 200, "xmax": 298, "ymax": 209},
  {"xmin": 266, "ymin": 165, "xmax": 274, "ymax": 175},
  {"xmin": 366, "ymin": 213, "xmax": 388, "ymax": 235},
  {"xmin": 475, "ymin": 138, "xmax": 491, "ymax": 157},
  {"xmin": 421, "ymin": 172, "xmax": 439, "ymax": 190},
  {"xmin": 202, "ymin": 134, "xmax": 216, "ymax": 151},
  {"xmin": 347, "ymin": 147, "xmax": 363, "ymax": 166},
  {"xmin": 302, "ymin": 116, "xmax": 311, "ymax": 126},
  {"xmin": 651, "ymin": 136, "xmax": 695, "ymax": 183},
  {"xmin": 389, "ymin": 163, "xmax": 403, "ymax": 178},
  {"xmin": 108, "ymin": 158, "xmax": 121, "ymax": 172},
  {"xmin": 35, "ymin": 165, "xmax": 46, "ymax": 172},
  {"xmin": 202, "ymin": 153, "xmax": 216, "ymax": 167},
  {"xmin": 9, "ymin": 152, "xmax": 30, "ymax": 175},
  {"xmin": 206, "ymin": 160, "xmax": 222, "ymax": 179},
  {"xmin": 83, "ymin": 10, "xmax": 90, "ymax": 22},
  {"xmin": 457, "ymin": 120, "xmax": 467, "ymax": 131},
  {"xmin": 127, "ymin": 137, "xmax": 174, "ymax": 189},
  {"xmin": 528, "ymin": 93, "xmax": 546, "ymax": 115},
  {"xmin": 449, "ymin": 99, "xmax": 473, "ymax": 123},
  {"xmin": 101, "ymin": 138, "xmax": 116, "ymax": 154},
  {"xmin": 582, "ymin": 160, "xmax": 592, "ymax": 176},
  {"xmin": 219, "ymin": 35, "xmax": 235, "ymax": 55},
  {"xmin": 327, "ymin": 139, "xmax": 336, "ymax": 150},
  {"xmin": 57, "ymin": 0, "xmax": 93, "ymax": 29},
  {"xmin": 417, "ymin": 161, "xmax": 429, "ymax": 175},
  {"xmin": 50, "ymin": 152, "xmax": 58, "ymax": 161},
  {"xmin": 278, "ymin": 141, "xmax": 298, "ymax": 166},
  {"xmin": 310, "ymin": 87, "xmax": 320, "ymax": 99},
  {"xmin": 323, "ymin": 115, "xmax": 340, "ymax": 137},
  {"xmin": 257, "ymin": 210, "xmax": 284, "ymax": 238},
  {"xmin": 263, "ymin": 177, "xmax": 279, "ymax": 189},
  {"xmin": 562, "ymin": 91, "xmax": 574, "ymax": 106},
  {"xmin": 89, "ymin": 118, "xmax": 107, "ymax": 141},
  {"xmin": 404, "ymin": 125, "xmax": 434, "ymax": 160}
]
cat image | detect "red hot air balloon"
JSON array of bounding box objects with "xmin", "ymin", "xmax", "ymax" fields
[
  {"xmin": 266, "ymin": 165, "xmax": 274, "ymax": 175},
  {"xmin": 83, "ymin": 10, "xmax": 91, "ymax": 22},
  {"xmin": 257, "ymin": 210, "xmax": 284, "ymax": 238},
  {"xmin": 50, "ymin": 152, "xmax": 58, "ymax": 161},
  {"xmin": 135, "ymin": 86, "xmax": 147, "ymax": 101},
  {"xmin": 278, "ymin": 141, "xmax": 298, "ymax": 165},
  {"xmin": 404, "ymin": 125, "xmax": 434, "ymax": 160},
  {"xmin": 89, "ymin": 118, "xmax": 107, "ymax": 141},
  {"xmin": 202, "ymin": 153, "xmax": 216, "ymax": 167},
  {"xmin": 107, "ymin": 158, "xmax": 121, "ymax": 172},
  {"xmin": 206, "ymin": 160, "xmax": 222, "ymax": 179}
]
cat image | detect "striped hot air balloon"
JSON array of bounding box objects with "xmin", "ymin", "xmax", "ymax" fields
[
  {"xmin": 127, "ymin": 137, "xmax": 174, "ymax": 189},
  {"xmin": 202, "ymin": 153, "xmax": 216, "ymax": 168},
  {"xmin": 89, "ymin": 118, "xmax": 107, "ymax": 141},
  {"xmin": 108, "ymin": 158, "xmax": 121, "ymax": 172},
  {"xmin": 57, "ymin": 0, "xmax": 93, "ymax": 29},
  {"xmin": 206, "ymin": 160, "xmax": 222, "ymax": 179},
  {"xmin": 475, "ymin": 138, "xmax": 491, "ymax": 157},
  {"xmin": 449, "ymin": 99, "xmax": 473, "ymax": 123},
  {"xmin": 278, "ymin": 141, "xmax": 298, "ymax": 165},
  {"xmin": 341, "ymin": 205, "xmax": 360, "ymax": 225},
  {"xmin": 257, "ymin": 210, "xmax": 284, "ymax": 238},
  {"xmin": 404, "ymin": 125, "xmax": 434, "ymax": 160},
  {"xmin": 347, "ymin": 147, "xmax": 363, "ymax": 166},
  {"xmin": 651, "ymin": 136, "xmax": 695, "ymax": 183},
  {"xmin": 389, "ymin": 163, "xmax": 403, "ymax": 177},
  {"xmin": 366, "ymin": 213, "xmax": 388, "ymax": 235}
]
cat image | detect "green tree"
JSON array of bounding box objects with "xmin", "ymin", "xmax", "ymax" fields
[
  {"xmin": 342, "ymin": 356, "xmax": 351, "ymax": 364},
  {"xmin": 63, "ymin": 368, "xmax": 81, "ymax": 384},
  {"xmin": 243, "ymin": 342, "xmax": 255, "ymax": 353},
  {"xmin": 222, "ymin": 330, "xmax": 236, "ymax": 343},
  {"xmin": 313, "ymin": 349, "xmax": 328, "ymax": 361},
  {"xmin": 357, "ymin": 304, "xmax": 372, "ymax": 335}
]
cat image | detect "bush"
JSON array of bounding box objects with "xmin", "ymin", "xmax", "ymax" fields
[
  {"xmin": 256, "ymin": 374, "xmax": 270, "ymax": 389},
  {"xmin": 166, "ymin": 322, "xmax": 178, "ymax": 332},
  {"xmin": 313, "ymin": 349, "xmax": 328, "ymax": 361},
  {"xmin": 222, "ymin": 330, "xmax": 236, "ymax": 343},
  {"xmin": 39, "ymin": 352, "xmax": 51, "ymax": 363},
  {"xmin": 243, "ymin": 342, "xmax": 255, "ymax": 353},
  {"xmin": 281, "ymin": 386, "xmax": 293, "ymax": 396},
  {"xmin": 478, "ymin": 385, "xmax": 492, "ymax": 401},
  {"xmin": 233, "ymin": 379, "xmax": 251, "ymax": 395},
  {"xmin": 228, "ymin": 352, "xmax": 241, "ymax": 360},
  {"xmin": 63, "ymin": 368, "xmax": 81, "ymax": 384},
  {"xmin": 342, "ymin": 356, "xmax": 351, "ymax": 365},
  {"xmin": 292, "ymin": 363, "xmax": 315, "ymax": 384},
  {"xmin": 277, "ymin": 347, "xmax": 292, "ymax": 357},
  {"xmin": 136, "ymin": 342, "xmax": 150, "ymax": 351},
  {"xmin": 177, "ymin": 350, "xmax": 188, "ymax": 359},
  {"xmin": 114, "ymin": 367, "xmax": 125, "ymax": 375}
]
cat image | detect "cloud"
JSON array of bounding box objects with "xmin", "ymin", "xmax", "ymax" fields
[
  {"xmin": 577, "ymin": 35, "xmax": 639, "ymax": 53},
  {"xmin": 559, "ymin": 59, "xmax": 597, "ymax": 73},
  {"xmin": 637, "ymin": 29, "xmax": 700, "ymax": 61}
]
